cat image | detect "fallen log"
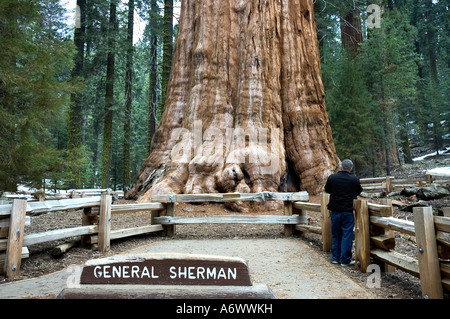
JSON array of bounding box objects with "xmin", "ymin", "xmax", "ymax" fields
[{"xmin": 51, "ymin": 240, "xmax": 80, "ymax": 258}]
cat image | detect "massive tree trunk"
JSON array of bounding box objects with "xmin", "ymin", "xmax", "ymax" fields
[{"xmin": 127, "ymin": 0, "xmax": 340, "ymax": 210}]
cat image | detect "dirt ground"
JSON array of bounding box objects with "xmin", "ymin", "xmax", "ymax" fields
[{"xmin": 0, "ymin": 195, "xmax": 426, "ymax": 299}]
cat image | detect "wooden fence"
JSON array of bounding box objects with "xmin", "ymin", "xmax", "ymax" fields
[
  {"xmin": 2, "ymin": 188, "xmax": 124, "ymax": 201},
  {"xmin": 353, "ymin": 198, "xmax": 450, "ymax": 299},
  {"xmin": 1, "ymin": 190, "xmax": 449, "ymax": 299},
  {"xmin": 0, "ymin": 191, "xmax": 313, "ymax": 279},
  {"xmin": 293, "ymin": 194, "xmax": 450, "ymax": 299},
  {"xmin": 361, "ymin": 174, "xmax": 450, "ymax": 193},
  {"xmin": 0, "ymin": 195, "xmax": 165, "ymax": 278}
]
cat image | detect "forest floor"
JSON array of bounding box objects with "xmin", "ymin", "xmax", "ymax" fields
[{"xmin": 1, "ymin": 154, "xmax": 450, "ymax": 299}]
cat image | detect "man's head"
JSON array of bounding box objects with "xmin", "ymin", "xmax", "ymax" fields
[{"xmin": 341, "ymin": 159, "xmax": 354, "ymax": 173}]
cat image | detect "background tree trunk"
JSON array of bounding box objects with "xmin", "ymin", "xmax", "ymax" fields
[
  {"xmin": 68, "ymin": 0, "xmax": 86, "ymax": 188},
  {"xmin": 101, "ymin": 0, "xmax": 118, "ymax": 189},
  {"xmin": 340, "ymin": 7, "xmax": 363, "ymax": 56},
  {"xmin": 123, "ymin": 0, "xmax": 135, "ymax": 190},
  {"xmin": 147, "ymin": 0, "xmax": 159, "ymax": 156},
  {"xmin": 425, "ymin": 0, "xmax": 442, "ymax": 154},
  {"xmin": 159, "ymin": 0, "xmax": 174, "ymax": 115},
  {"xmin": 127, "ymin": 0, "xmax": 340, "ymax": 210}
]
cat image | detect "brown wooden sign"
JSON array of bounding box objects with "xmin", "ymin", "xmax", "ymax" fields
[{"xmin": 80, "ymin": 253, "xmax": 252, "ymax": 286}]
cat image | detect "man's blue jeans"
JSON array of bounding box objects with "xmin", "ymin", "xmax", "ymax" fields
[{"xmin": 331, "ymin": 212, "xmax": 355, "ymax": 265}]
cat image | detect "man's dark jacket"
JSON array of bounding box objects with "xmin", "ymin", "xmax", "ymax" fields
[{"xmin": 325, "ymin": 171, "xmax": 363, "ymax": 212}]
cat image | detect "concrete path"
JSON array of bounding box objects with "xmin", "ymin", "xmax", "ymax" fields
[{"xmin": 0, "ymin": 238, "xmax": 378, "ymax": 299}]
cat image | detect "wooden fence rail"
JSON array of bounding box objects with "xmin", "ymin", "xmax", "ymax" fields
[{"xmin": 149, "ymin": 191, "xmax": 311, "ymax": 237}]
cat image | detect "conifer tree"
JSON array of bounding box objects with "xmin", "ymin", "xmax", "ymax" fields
[
  {"xmin": 159, "ymin": 0, "xmax": 173, "ymax": 116},
  {"xmin": 67, "ymin": 0, "xmax": 87, "ymax": 188},
  {"xmin": 0, "ymin": 0, "xmax": 75, "ymax": 191},
  {"xmin": 123, "ymin": 0, "xmax": 135, "ymax": 190},
  {"xmin": 102, "ymin": 0, "xmax": 118, "ymax": 188},
  {"xmin": 362, "ymin": 7, "xmax": 419, "ymax": 170},
  {"xmin": 146, "ymin": 0, "xmax": 160, "ymax": 155}
]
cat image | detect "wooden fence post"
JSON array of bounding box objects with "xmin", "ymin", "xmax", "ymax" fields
[
  {"xmin": 320, "ymin": 193, "xmax": 332, "ymax": 252},
  {"xmin": 385, "ymin": 176, "xmax": 393, "ymax": 194},
  {"xmin": 4, "ymin": 199, "xmax": 27, "ymax": 278},
  {"xmin": 413, "ymin": 207, "xmax": 443, "ymax": 299},
  {"xmin": 442, "ymin": 207, "xmax": 450, "ymax": 217},
  {"xmin": 354, "ymin": 199, "xmax": 370, "ymax": 272},
  {"xmin": 81, "ymin": 207, "xmax": 98, "ymax": 248},
  {"xmin": 381, "ymin": 199, "xmax": 396, "ymax": 273},
  {"xmin": 98, "ymin": 194, "xmax": 112, "ymax": 252},
  {"xmin": 284, "ymin": 201, "xmax": 293, "ymax": 236},
  {"xmin": 160, "ymin": 202, "xmax": 176, "ymax": 237}
]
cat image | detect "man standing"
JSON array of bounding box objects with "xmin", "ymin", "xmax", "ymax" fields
[{"xmin": 324, "ymin": 159, "xmax": 362, "ymax": 266}]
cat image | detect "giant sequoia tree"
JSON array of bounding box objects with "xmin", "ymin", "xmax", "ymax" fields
[{"xmin": 126, "ymin": 0, "xmax": 340, "ymax": 208}]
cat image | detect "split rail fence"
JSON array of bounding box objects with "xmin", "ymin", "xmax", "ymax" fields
[
  {"xmin": 0, "ymin": 191, "xmax": 316, "ymax": 278},
  {"xmin": 361, "ymin": 174, "xmax": 450, "ymax": 193},
  {"xmin": 353, "ymin": 198, "xmax": 450, "ymax": 299},
  {"xmin": 0, "ymin": 195, "xmax": 165, "ymax": 278},
  {"xmin": 1, "ymin": 190, "xmax": 449, "ymax": 299}
]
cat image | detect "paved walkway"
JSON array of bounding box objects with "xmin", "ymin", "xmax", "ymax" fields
[{"xmin": 0, "ymin": 238, "xmax": 378, "ymax": 299}]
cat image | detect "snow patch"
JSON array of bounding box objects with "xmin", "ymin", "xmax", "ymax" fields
[
  {"xmin": 425, "ymin": 167, "xmax": 450, "ymax": 177},
  {"xmin": 412, "ymin": 147, "xmax": 450, "ymax": 161}
]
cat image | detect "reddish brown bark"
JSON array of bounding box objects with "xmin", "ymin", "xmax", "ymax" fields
[{"xmin": 127, "ymin": 0, "xmax": 340, "ymax": 210}]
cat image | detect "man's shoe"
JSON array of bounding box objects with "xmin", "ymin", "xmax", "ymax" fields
[
  {"xmin": 341, "ymin": 260, "xmax": 355, "ymax": 267},
  {"xmin": 332, "ymin": 260, "xmax": 339, "ymax": 264}
]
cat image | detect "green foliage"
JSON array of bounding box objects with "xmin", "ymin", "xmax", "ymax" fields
[
  {"xmin": 324, "ymin": 49, "xmax": 377, "ymax": 173},
  {"xmin": 319, "ymin": 0, "xmax": 448, "ymax": 176},
  {"xmin": 0, "ymin": 0, "xmax": 76, "ymax": 191},
  {"xmin": 74, "ymin": 0, "xmax": 171, "ymax": 189},
  {"xmin": 361, "ymin": 7, "xmax": 420, "ymax": 167}
]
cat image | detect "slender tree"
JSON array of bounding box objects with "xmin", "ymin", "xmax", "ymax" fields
[
  {"xmin": 67, "ymin": 0, "xmax": 86, "ymax": 188},
  {"xmin": 147, "ymin": 0, "xmax": 160, "ymax": 155},
  {"xmin": 159, "ymin": 0, "xmax": 173, "ymax": 115},
  {"xmin": 101, "ymin": 0, "xmax": 118, "ymax": 189},
  {"xmin": 424, "ymin": 0, "xmax": 442, "ymax": 154},
  {"xmin": 123, "ymin": 0, "xmax": 135, "ymax": 190}
]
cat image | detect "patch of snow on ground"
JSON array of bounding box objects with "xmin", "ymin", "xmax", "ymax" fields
[
  {"xmin": 426, "ymin": 167, "xmax": 450, "ymax": 177},
  {"xmin": 413, "ymin": 147, "xmax": 450, "ymax": 161}
]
